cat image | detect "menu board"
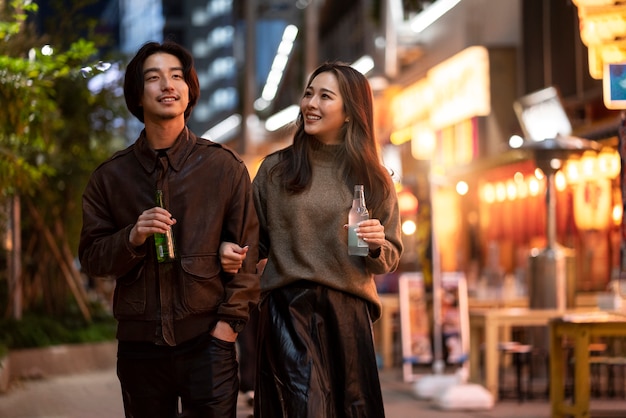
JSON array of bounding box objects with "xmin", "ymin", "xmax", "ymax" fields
[
  {"xmin": 399, "ymin": 272, "xmax": 433, "ymax": 373},
  {"xmin": 399, "ymin": 271, "xmax": 468, "ymax": 382},
  {"xmin": 440, "ymin": 272, "xmax": 465, "ymax": 364}
]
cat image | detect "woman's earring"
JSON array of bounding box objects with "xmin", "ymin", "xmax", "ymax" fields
[{"xmin": 345, "ymin": 117, "xmax": 350, "ymax": 123}]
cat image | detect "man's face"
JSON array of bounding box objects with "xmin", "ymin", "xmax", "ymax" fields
[{"xmin": 140, "ymin": 52, "xmax": 189, "ymax": 123}]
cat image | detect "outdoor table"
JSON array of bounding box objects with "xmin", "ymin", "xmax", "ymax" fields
[
  {"xmin": 550, "ymin": 311, "xmax": 626, "ymax": 418},
  {"xmin": 469, "ymin": 307, "xmax": 593, "ymax": 400}
]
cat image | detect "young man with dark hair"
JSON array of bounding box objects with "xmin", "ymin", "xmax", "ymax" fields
[{"xmin": 79, "ymin": 41, "xmax": 259, "ymax": 418}]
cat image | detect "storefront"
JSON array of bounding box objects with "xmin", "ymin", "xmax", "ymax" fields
[{"xmin": 385, "ymin": 45, "xmax": 622, "ymax": 295}]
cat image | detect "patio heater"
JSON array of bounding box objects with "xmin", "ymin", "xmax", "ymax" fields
[{"xmin": 519, "ymin": 134, "xmax": 601, "ymax": 310}]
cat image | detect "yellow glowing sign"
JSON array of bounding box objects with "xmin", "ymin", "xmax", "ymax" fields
[
  {"xmin": 573, "ymin": 0, "xmax": 624, "ymax": 6},
  {"xmin": 390, "ymin": 78, "xmax": 433, "ymax": 129},
  {"xmin": 427, "ymin": 46, "xmax": 491, "ymax": 129},
  {"xmin": 573, "ymin": 1, "xmax": 626, "ymax": 79},
  {"xmin": 390, "ymin": 46, "xmax": 491, "ymax": 131},
  {"xmin": 579, "ymin": 7, "xmax": 626, "ymax": 45}
]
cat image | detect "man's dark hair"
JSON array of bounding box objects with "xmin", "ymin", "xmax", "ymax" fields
[{"xmin": 123, "ymin": 41, "xmax": 200, "ymax": 123}]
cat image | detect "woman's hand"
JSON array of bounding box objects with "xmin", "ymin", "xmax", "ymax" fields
[
  {"xmin": 345, "ymin": 219, "xmax": 385, "ymax": 251},
  {"xmin": 219, "ymin": 242, "xmax": 249, "ymax": 273}
]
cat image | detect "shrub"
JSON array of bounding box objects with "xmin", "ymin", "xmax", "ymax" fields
[{"xmin": 0, "ymin": 302, "xmax": 116, "ymax": 350}]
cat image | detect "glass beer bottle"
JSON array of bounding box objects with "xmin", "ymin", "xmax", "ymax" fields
[
  {"xmin": 348, "ymin": 185, "xmax": 369, "ymax": 256},
  {"xmin": 154, "ymin": 190, "xmax": 176, "ymax": 262}
]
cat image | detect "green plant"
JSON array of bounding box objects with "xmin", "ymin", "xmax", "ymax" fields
[
  {"xmin": 0, "ymin": 301, "xmax": 116, "ymax": 350},
  {"xmin": 1, "ymin": 0, "xmax": 128, "ymax": 323}
]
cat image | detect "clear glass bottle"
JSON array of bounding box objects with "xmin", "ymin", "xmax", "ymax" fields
[
  {"xmin": 154, "ymin": 190, "xmax": 176, "ymax": 263},
  {"xmin": 348, "ymin": 184, "xmax": 369, "ymax": 256}
]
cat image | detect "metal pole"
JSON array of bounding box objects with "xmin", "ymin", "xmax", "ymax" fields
[
  {"xmin": 384, "ymin": 0, "xmax": 399, "ymax": 79},
  {"xmin": 430, "ymin": 173, "xmax": 444, "ymax": 375},
  {"xmin": 546, "ymin": 171, "xmax": 557, "ymax": 249},
  {"xmin": 242, "ymin": 0, "xmax": 257, "ymax": 155},
  {"xmin": 304, "ymin": 0, "xmax": 320, "ymax": 79}
]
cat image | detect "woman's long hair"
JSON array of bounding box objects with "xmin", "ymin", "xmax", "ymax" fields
[{"xmin": 269, "ymin": 61, "xmax": 392, "ymax": 213}]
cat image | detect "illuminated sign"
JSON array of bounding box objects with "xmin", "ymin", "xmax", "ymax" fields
[
  {"xmin": 579, "ymin": 6, "xmax": 626, "ymax": 45},
  {"xmin": 603, "ymin": 62, "xmax": 626, "ymax": 109},
  {"xmin": 427, "ymin": 46, "xmax": 491, "ymax": 129},
  {"xmin": 390, "ymin": 46, "xmax": 491, "ymax": 131},
  {"xmin": 390, "ymin": 79, "xmax": 433, "ymax": 129},
  {"xmin": 572, "ymin": 0, "xmax": 626, "ymax": 79}
]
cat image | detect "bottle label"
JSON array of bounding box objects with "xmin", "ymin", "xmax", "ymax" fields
[
  {"xmin": 154, "ymin": 190, "xmax": 176, "ymax": 263},
  {"xmin": 155, "ymin": 232, "xmax": 175, "ymax": 262},
  {"xmin": 348, "ymin": 225, "xmax": 369, "ymax": 256},
  {"xmin": 348, "ymin": 226, "xmax": 368, "ymax": 248}
]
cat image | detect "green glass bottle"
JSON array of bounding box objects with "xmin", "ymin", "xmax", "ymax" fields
[{"xmin": 154, "ymin": 190, "xmax": 176, "ymax": 263}]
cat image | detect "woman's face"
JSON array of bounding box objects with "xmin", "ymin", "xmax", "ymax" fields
[{"xmin": 300, "ymin": 71, "xmax": 347, "ymax": 145}]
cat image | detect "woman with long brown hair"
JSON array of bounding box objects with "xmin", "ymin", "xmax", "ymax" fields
[{"xmin": 223, "ymin": 61, "xmax": 403, "ymax": 417}]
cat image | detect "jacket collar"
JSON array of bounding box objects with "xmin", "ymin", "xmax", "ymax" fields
[{"xmin": 133, "ymin": 127, "xmax": 196, "ymax": 174}]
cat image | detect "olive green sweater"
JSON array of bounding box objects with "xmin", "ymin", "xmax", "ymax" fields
[{"xmin": 252, "ymin": 140, "xmax": 403, "ymax": 321}]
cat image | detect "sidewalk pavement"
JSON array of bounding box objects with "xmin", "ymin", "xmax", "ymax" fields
[{"xmin": 1, "ymin": 365, "xmax": 626, "ymax": 417}]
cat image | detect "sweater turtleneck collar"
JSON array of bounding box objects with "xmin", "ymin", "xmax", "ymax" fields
[{"xmin": 309, "ymin": 137, "xmax": 342, "ymax": 164}]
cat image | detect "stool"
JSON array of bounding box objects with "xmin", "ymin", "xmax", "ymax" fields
[{"xmin": 498, "ymin": 342, "xmax": 534, "ymax": 402}]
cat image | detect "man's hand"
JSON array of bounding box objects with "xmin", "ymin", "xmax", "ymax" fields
[
  {"xmin": 219, "ymin": 242, "xmax": 249, "ymax": 273},
  {"xmin": 211, "ymin": 320, "xmax": 238, "ymax": 342},
  {"xmin": 129, "ymin": 207, "xmax": 176, "ymax": 247}
]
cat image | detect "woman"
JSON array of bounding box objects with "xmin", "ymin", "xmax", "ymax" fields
[{"xmin": 224, "ymin": 62, "xmax": 403, "ymax": 417}]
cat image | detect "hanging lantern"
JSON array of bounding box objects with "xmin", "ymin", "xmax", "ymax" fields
[
  {"xmin": 564, "ymin": 159, "xmax": 581, "ymax": 185},
  {"xmin": 580, "ymin": 150, "xmax": 597, "ymax": 180},
  {"xmin": 597, "ymin": 147, "xmax": 621, "ymax": 179},
  {"xmin": 574, "ymin": 178, "xmax": 612, "ymax": 230}
]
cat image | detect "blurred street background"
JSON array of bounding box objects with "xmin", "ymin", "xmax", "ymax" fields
[{"xmin": 4, "ymin": 1, "xmax": 626, "ymax": 417}]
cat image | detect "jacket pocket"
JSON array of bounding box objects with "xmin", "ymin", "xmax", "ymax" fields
[
  {"xmin": 113, "ymin": 264, "xmax": 147, "ymax": 317},
  {"xmin": 180, "ymin": 255, "xmax": 223, "ymax": 313}
]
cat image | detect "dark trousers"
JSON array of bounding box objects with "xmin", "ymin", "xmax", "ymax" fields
[
  {"xmin": 117, "ymin": 334, "xmax": 239, "ymax": 418},
  {"xmin": 238, "ymin": 304, "xmax": 259, "ymax": 393}
]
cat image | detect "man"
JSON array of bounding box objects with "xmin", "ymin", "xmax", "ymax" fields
[{"xmin": 79, "ymin": 41, "xmax": 259, "ymax": 418}]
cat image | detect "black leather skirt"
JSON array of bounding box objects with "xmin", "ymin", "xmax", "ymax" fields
[{"xmin": 254, "ymin": 281, "xmax": 385, "ymax": 418}]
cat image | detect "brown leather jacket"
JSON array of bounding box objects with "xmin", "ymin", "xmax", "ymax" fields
[{"xmin": 79, "ymin": 128, "xmax": 259, "ymax": 345}]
